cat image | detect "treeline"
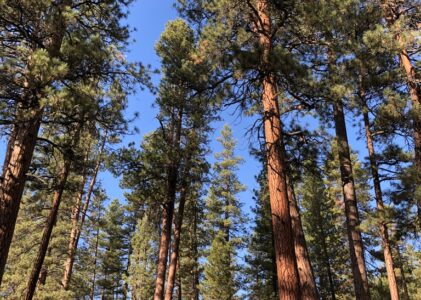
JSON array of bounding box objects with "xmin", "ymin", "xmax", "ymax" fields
[{"xmin": 0, "ymin": 0, "xmax": 420, "ymax": 300}]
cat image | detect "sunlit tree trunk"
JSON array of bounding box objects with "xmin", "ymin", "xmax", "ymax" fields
[
  {"xmin": 256, "ymin": 1, "xmax": 301, "ymax": 298},
  {"xmin": 286, "ymin": 176, "xmax": 319, "ymax": 299}
]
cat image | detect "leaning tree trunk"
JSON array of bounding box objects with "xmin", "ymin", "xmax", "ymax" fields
[
  {"xmin": 0, "ymin": 107, "xmax": 42, "ymax": 285},
  {"xmin": 286, "ymin": 176, "xmax": 319, "ymax": 299},
  {"xmin": 361, "ymin": 90, "xmax": 400, "ymax": 300},
  {"xmin": 62, "ymin": 135, "xmax": 106, "ymax": 289},
  {"xmin": 332, "ymin": 99, "xmax": 370, "ymax": 299},
  {"xmin": 256, "ymin": 1, "xmax": 301, "ymax": 298},
  {"xmin": 0, "ymin": 1, "xmax": 71, "ymax": 285},
  {"xmin": 381, "ymin": 0, "xmax": 421, "ymax": 228},
  {"xmin": 24, "ymin": 154, "xmax": 73, "ymax": 300}
]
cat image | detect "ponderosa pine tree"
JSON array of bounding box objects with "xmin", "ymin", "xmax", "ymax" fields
[{"xmin": 0, "ymin": 0, "xmax": 140, "ymax": 284}]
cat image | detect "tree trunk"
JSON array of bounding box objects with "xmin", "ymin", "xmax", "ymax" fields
[
  {"xmin": 154, "ymin": 108, "xmax": 183, "ymax": 300},
  {"xmin": 24, "ymin": 155, "xmax": 72, "ymax": 300},
  {"xmin": 61, "ymin": 151, "xmax": 89, "ymax": 290},
  {"xmin": 332, "ymin": 99, "xmax": 370, "ymax": 299},
  {"xmin": 320, "ymin": 227, "xmax": 336, "ymax": 300},
  {"xmin": 381, "ymin": 0, "xmax": 421, "ymax": 228},
  {"xmin": 286, "ymin": 176, "xmax": 319, "ymax": 299},
  {"xmin": 91, "ymin": 215, "xmax": 101, "ymax": 300},
  {"xmin": 0, "ymin": 0, "xmax": 71, "ymax": 285},
  {"xmin": 0, "ymin": 108, "xmax": 42, "ymax": 284},
  {"xmin": 361, "ymin": 94, "xmax": 400, "ymax": 300},
  {"xmin": 256, "ymin": 1, "xmax": 301, "ymax": 299},
  {"xmin": 164, "ymin": 183, "xmax": 189, "ymax": 300},
  {"xmin": 62, "ymin": 135, "xmax": 105, "ymax": 289}
]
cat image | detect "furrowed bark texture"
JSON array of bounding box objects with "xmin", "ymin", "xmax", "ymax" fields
[{"xmin": 256, "ymin": 1, "xmax": 301, "ymax": 298}]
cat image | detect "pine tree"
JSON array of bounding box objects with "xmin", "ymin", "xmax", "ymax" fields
[
  {"xmin": 127, "ymin": 214, "xmax": 158, "ymax": 300},
  {"xmin": 201, "ymin": 124, "xmax": 245, "ymax": 299},
  {"xmin": 97, "ymin": 199, "xmax": 129, "ymax": 299}
]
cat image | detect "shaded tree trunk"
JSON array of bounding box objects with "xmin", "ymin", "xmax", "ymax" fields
[
  {"xmin": 24, "ymin": 154, "xmax": 73, "ymax": 300},
  {"xmin": 256, "ymin": 1, "xmax": 301, "ymax": 298},
  {"xmin": 90, "ymin": 214, "xmax": 101, "ymax": 300},
  {"xmin": 286, "ymin": 176, "xmax": 319, "ymax": 299},
  {"xmin": 332, "ymin": 99, "xmax": 370, "ymax": 299},
  {"xmin": 361, "ymin": 91, "xmax": 400, "ymax": 300}
]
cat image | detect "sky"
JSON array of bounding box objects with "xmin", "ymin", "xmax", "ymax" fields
[
  {"xmin": 98, "ymin": 0, "xmax": 262, "ymax": 218},
  {"xmin": 0, "ymin": 0, "xmax": 376, "ymax": 226}
]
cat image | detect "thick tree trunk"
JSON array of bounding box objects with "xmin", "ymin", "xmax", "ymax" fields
[
  {"xmin": 154, "ymin": 196, "xmax": 176, "ymax": 300},
  {"xmin": 286, "ymin": 177, "xmax": 319, "ymax": 299},
  {"xmin": 0, "ymin": 108, "xmax": 42, "ymax": 284},
  {"xmin": 256, "ymin": 1, "xmax": 301, "ymax": 298},
  {"xmin": 0, "ymin": 1, "xmax": 70, "ymax": 285},
  {"xmin": 62, "ymin": 136, "xmax": 105, "ymax": 289},
  {"xmin": 361, "ymin": 96, "xmax": 400, "ymax": 300},
  {"xmin": 164, "ymin": 184, "xmax": 189, "ymax": 300},
  {"xmin": 24, "ymin": 156, "xmax": 72, "ymax": 300},
  {"xmin": 332, "ymin": 99, "xmax": 370, "ymax": 299}
]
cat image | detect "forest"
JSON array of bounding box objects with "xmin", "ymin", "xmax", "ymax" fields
[{"xmin": 0, "ymin": 0, "xmax": 420, "ymax": 299}]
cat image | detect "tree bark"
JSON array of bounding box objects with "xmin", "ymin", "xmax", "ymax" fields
[
  {"xmin": 164, "ymin": 182, "xmax": 189, "ymax": 300},
  {"xmin": 24, "ymin": 154, "xmax": 72, "ymax": 300},
  {"xmin": 0, "ymin": 0, "xmax": 71, "ymax": 285},
  {"xmin": 62, "ymin": 135, "xmax": 105, "ymax": 289},
  {"xmin": 361, "ymin": 92, "xmax": 400, "ymax": 300},
  {"xmin": 332, "ymin": 99, "xmax": 370, "ymax": 299},
  {"xmin": 154, "ymin": 109, "xmax": 183, "ymax": 300},
  {"xmin": 256, "ymin": 1, "xmax": 301, "ymax": 299},
  {"xmin": 90, "ymin": 212, "xmax": 101, "ymax": 300},
  {"xmin": 0, "ymin": 108, "xmax": 42, "ymax": 285},
  {"xmin": 286, "ymin": 176, "xmax": 319, "ymax": 299},
  {"xmin": 61, "ymin": 150, "xmax": 89, "ymax": 290}
]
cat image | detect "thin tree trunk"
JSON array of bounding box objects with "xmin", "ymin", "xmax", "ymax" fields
[
  {"xmin": 0, "ymin": 1, "xmax": 71, "ymax": 284},
  {"xmin": 332, "ymin": 99, "xmax": 370, "ymax": 299},
  {"xmin": 24, "ymin": 155, "xmax": 73, "ymax": 300},
  {"xmin": 286, "ymin": 176, "xmax": 319, "ymax": 299},
  {"xmin": 0, "ymin": 108, "xmax": 42, "ymax": 284},
  {"xmin": 164, "ymin": 183, "xmax": 189, "ymax": 300},
  {"xmin": 154, "ymin": 108, "xmax": 183, "ymax": 300},
  {"xmin": 91, "ymin": 214, "xmax": 101, "ymax": 300},
  {"xmin": 396, "ymin": 246, "xmax": 410, "ymax": 300},
  {"xmin": 62, "ymin": 135, "xmax": 106, "ymax": 289},
  {"xmin": 61, "ymin": 149, "xmax": 90, "ymax": 290},
  {"xmin": 255, "ymin": 1, "xmax": 301, "ymax": 298},
  {"xmin": 361, "ymin": 91, "xmax": 400, "ymax": 300},
  {"xmin": 320, "ymin": 228, "xmax": 336, "ymax": 300},
  {"xmin": 381, "ymin": 0, "xmax": 421, "ymax": 228}
]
